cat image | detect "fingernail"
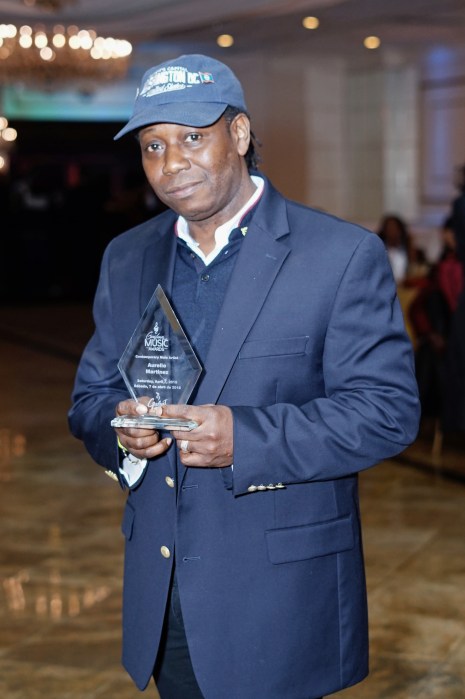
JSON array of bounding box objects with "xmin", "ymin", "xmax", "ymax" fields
[
  {"xmin": 135, "ymin": 403, "xmax": 147, "ymax": 415},
  {"xmin": 165, "ymin": 437, "xmax": 172, "ymax": 446}
]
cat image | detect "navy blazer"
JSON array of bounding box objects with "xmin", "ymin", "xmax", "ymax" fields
[{"xmin": 69, "ymin": 176, "xmax": 420, "ymax": 698}]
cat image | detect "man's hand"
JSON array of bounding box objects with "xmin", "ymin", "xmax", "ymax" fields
[
  {"xmin": 114, "ymin": 398, "xmax": 172, "ymax": 459},
  {"xmin": 154, "ymin": 403, "xmax": 234, "ymax": 468}
]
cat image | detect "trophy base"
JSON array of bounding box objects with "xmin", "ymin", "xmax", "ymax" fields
[{"xmin": 111, "ymin": 415, "xmax": 198, "ymax": 431}]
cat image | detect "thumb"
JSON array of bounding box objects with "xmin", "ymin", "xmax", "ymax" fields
[{"xmin": 153, "ymin": 403, "xmax": 191, "ymax": 418}]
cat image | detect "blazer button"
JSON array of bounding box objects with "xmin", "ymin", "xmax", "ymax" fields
[
  {"xmin": 247, "ymin": 485, "xmax": 258, "ymax": 492},
  {"xmin": 275, "ymin": 483, "xmax": 286, "ymax": 489},
  {"xmin": 165, "ymin": 476, "xmax": 175, "ymax": 488},
  {"xmin": 257, "ymin": 484, "xmax": 267, "ymax": 491},
  {"xmin": 160, "ymin": 546, "xmax": 171, "ymax": 559},
  {"xmin": 104, "ymin": 469, "xmax": 118, "ymax": 482},
  {"xmin": 266, "ymin": 484, "xmax": 276, "ymax": 490}
]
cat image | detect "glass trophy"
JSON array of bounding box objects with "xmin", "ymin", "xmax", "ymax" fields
[{"xmin": 111, "ymin": 285, "xmax": 202, "ymax": 431}]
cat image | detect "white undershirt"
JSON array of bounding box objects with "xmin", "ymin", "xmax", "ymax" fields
[{"xmin": 175, "ymin": 175, "xmax": 264, "ymax": 265}]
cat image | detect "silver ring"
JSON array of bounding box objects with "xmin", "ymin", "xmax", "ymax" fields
[{"xmin": 180, "ymin": 439, "xmax": 189, "ymax": 453}]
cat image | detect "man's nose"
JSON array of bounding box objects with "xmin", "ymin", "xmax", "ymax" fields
[{"xmin": 162, "ymin": 145, "xmax": 190, "ymax": 175}]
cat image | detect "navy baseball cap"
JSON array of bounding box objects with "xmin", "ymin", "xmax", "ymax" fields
[{"xmin": 114, "ymin": 54, "xmax": 248, "ymax": 140}]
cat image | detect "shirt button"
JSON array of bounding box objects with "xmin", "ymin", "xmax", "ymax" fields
[
  {"xmin": 201, "ymin": 273, "xmax": 210, "ymax": 282},
  {"xmin": 160, "ymin": 546, "xmax": 171, "ymax": 559},
  {"xmin": 165, "ymin": 476, "xmax": 175, "ymax": 488}
]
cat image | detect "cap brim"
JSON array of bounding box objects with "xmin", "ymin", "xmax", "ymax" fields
[{"xmin": 114, "ymin": 102, "xmax": 229, "ymax": 140}]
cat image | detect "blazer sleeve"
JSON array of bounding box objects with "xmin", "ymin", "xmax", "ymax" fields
[
  {"xmin": 230, "ymin": 232, "xmax": 420, "ymax": 495},
  {"xmin": 68, "ymin": 243, "xmax": 130, "ymax": 485}
]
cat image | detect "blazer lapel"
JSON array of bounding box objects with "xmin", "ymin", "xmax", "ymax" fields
[
  {"xmin": 139, "ymin": 212, "xmax": 178, "ymax": 315},
  {"xmin": 137, "ymin": 212, "xmax": 178, "ymax": 474},
  {"xmin": 194, "ymin": 185, "xmax": 291, "ymax": 405},
  {"xmin": 135, "ymin": 187, "xmax": 291, "ymax": 409}
]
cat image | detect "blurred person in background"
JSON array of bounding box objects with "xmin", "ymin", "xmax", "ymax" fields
[
  {"xmin": 408, "ymin": 216, "xmax": 463, "ymax": 422},
  {"xmin": 377, "ymin": 213, "xmax": 414, "ymax": 285},
  {"xmin": 451, "ymin": 164, "xmax": 465, "ymax": 270},
  {"xmin": 442, "ymin": 165, "xmax": 465, "ymax": 432}
]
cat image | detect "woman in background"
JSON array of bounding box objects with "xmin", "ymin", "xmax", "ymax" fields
[{"xmin": 377, "ymin": 214, "xmax": 413, "ymax": 284}]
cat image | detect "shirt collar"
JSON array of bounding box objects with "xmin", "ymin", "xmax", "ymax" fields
[{"xmin": 175, "ymin": 175, "xmax": 264, "ymax": 265}]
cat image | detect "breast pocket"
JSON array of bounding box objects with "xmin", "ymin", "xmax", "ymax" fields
[
  {"xmin": 239, "ymin": 336, "xmax": 309, "ymax": 359},
  {"xmin": 231, "ymin": 335, "xmax": 315, "ymax": 405}
]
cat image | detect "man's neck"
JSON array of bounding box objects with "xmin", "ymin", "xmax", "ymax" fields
[
  {"xmin": 176, "ymin": 175, "xmax": 264, "ymax": 263},
  {"xmin": 186, "ymin": 177, "xmax": 258, "ymax": 255}
]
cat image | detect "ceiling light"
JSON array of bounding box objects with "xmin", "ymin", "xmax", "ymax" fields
[
  {"xmin": 217, "ymin": 34, "xmax": 234, "ymax": 48},
  {"xmin": 302, "ymin": 16, "xmax": 319, "ymax": 30},
  {"xmin": 0, "ymin": 117, "xmax": 17, "ymax": 175},
  {"xmin": 364, "ymin": 35, "xmax": 381, "ymax": 50},
  {"xmin": 2, "ymin": 127, "xmax": 18, "ymax": 142}
]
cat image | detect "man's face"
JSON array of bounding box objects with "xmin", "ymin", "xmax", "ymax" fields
[{"xmin": 138, "ymin": 114, "xmax": 250, "ymax": 224}]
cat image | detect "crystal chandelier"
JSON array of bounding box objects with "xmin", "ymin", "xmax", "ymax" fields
[{"xmin": 0, "ymin": 23, "xmax": 133, "ymax": 87}]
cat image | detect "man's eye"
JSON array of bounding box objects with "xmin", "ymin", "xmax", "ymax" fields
[
  {"xmin": 186, "ymin": 133, "xmax": 201, "ymax": 143},
  {"xmin": 147, "ymin": 143, "xmax": 162, "ymax": 152}
]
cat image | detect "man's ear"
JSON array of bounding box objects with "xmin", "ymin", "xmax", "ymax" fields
[{"xmin": 231, "ymin": 113, "xmax": 251, "ymax": 157}]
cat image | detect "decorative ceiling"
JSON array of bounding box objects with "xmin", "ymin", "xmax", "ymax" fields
[{"xmin": 1, "ymin": 0, "xmax": 464, "ymax": 58}]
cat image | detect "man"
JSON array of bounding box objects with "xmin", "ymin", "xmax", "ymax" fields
[{"xmin": 68, "ymin": 54, "xmax": 420, "ymax": 699}]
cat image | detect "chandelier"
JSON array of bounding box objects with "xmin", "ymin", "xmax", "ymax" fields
[{"xmin": 0, "ymin": 23, "xmax": 133, "ymax": 87}]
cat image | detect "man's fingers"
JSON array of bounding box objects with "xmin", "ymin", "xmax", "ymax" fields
[
  {"xmin": 156, "ymin": 403, "xmax": 196, "ymax": 419},
  {"xmin": 145, "ymin": 437, "xmax": 172, "ymax": 458}
]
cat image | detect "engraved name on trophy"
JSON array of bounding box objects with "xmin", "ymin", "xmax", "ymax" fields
[{"xmin": 111, "ymin": 285, "xmax": 202, "ymax": 431}]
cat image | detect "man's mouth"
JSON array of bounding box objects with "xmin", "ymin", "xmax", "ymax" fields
[{"xmin": 165, "ymin": 181, "xmax": 202, "ymax": 199}]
